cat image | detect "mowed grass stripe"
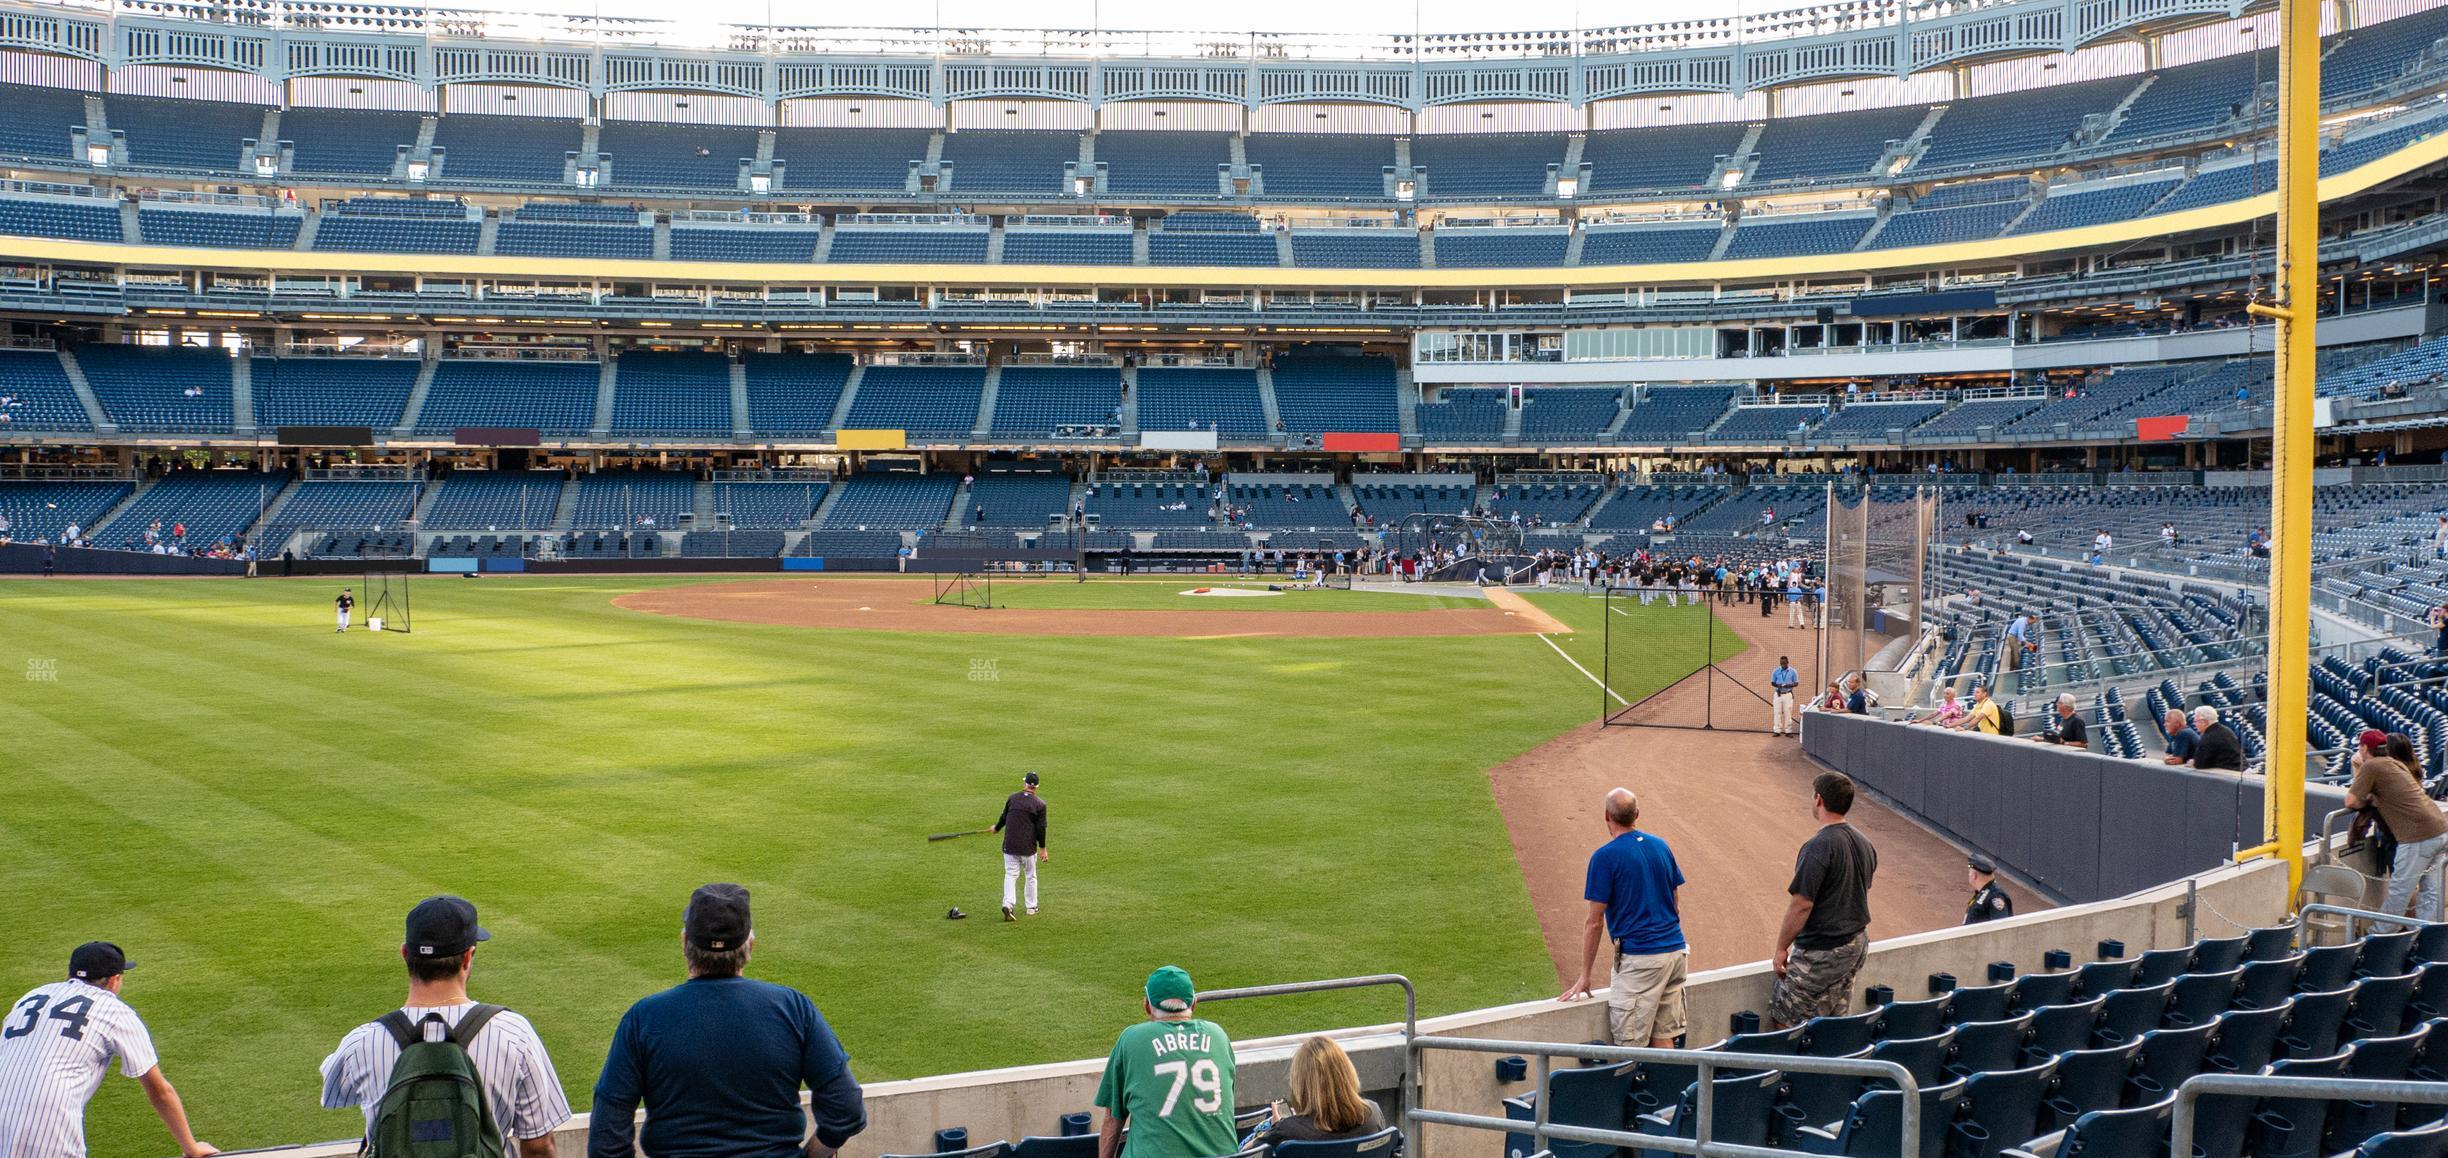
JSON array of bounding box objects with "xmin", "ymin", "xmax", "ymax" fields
[{"xmin": 0, "ymin": 577, "xmax": 1655, "ymax": 1152}]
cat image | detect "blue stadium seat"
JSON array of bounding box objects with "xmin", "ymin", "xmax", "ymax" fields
[
  {"xmin": 1095, "ymin": 131, "xmax": 1231, "ymax": 196},
  {"xmin": 281, "ymin": 107, "xmax": 419, "ymax": 176},
  {"xmin": 74, "ymin": 344, "xmax": 233, "ymax": 432},
  {"xmin": 250, "ymin": 357, "xmax": 419, "ymax": 429},
  {"xmin": 138, "ymin": 205, "xmax": 300, "ymax": 249},
  {"xmin": 842, "ymin": 366, "xmax": 985, "ymax": 437},
  {"xmin": 774, "ymin": 128, "xmax": 929, "ymax": 193},
  {"xmin": 107, "ymin": 94, "xmax": 263, "ymax": 171},
  {"xmin": 743, "ymin": 353, "xmax": 852, "ymax": 436},
  {"xmin": 0, "ymin": 349, "xmax": 93, "ymax": 432},
  {"xmin": 611, "ymin": 351, "xmax": 733, "ymax": 436},
  {"xmin": 0, "ymin": 83, "xmax": 88, "ymax": 161},
  {"xmin": 990, "ymin": 365, "xmax": 1120, "ymax": 436},
  {"xmin": 0, "ymin": 193, "xmax": 122, "ymax": 242},
  {"xmin": 939, "ymin": 130, "xmax": 1079, "ymax": 195},
  {"xmin": 1245, "ymin": 134, "xmax": 1396, "ymax": 200},
  {"xmin": 431, "ymin": 115, "xmax": 582, "ymax": 184},
  {"xmin": 1410, "ymin": 133, "xmax": 1565, "ymax": 200},
  {"xmin": 414, "ymin": 359, "xmax": 599, "ymax": 437},
  {"xmin": 599, "ymin": 120, "xmax": 756, "ymax": 191}
]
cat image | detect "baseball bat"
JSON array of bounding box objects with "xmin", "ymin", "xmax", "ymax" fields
[{"xmin": 927, "ymin": 828, "xmax": 994, "ymax": 842}]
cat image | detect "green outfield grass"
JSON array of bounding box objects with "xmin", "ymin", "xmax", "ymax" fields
[{"xmin": 0, "ymin": 577, "xmax": 1711, "ymax": 1152}]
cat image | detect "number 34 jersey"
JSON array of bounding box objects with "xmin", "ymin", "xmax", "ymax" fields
[
  {"xmin": 0, "ymin": 980, "xmax": 159, "ymax": 1158},
  {"xmin": 1094, "ymin": 1018, "xmax": 1239, "ymax": 1158}
]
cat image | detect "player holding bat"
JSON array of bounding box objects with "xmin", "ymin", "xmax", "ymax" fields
[{"xmin": 993, "ymin": 772, "xmax": 1049, "ymax": 921}]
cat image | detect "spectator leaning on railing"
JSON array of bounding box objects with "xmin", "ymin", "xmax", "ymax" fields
[{"xmin": 1558, "ymin": 788, "xmax": 1688, "ymax": 1049}]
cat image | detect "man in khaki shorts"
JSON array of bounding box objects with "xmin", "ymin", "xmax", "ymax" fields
[{"xmin": 1558, "ymin": 788, "xmax": 1689, "ymax": 1047}]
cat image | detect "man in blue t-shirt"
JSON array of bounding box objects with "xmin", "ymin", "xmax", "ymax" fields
[
  {"xmin": 1558, "ymin": 788, "xmax": 1688, "ymax": 1047},
  {"xmin": 589, "ymin": 884, "xmax": 867, "ymax": 1158}
]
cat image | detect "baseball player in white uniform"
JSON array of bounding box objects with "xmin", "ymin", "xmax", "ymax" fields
[
  {"xmin": 0, "ymin": 942, "xmax": 218, "ymax": 1158},
  {"xmin": 335, "ymin": 587, "xmax": 354, "ymax": 633},
  {"xmin": 319, "ymin": 895, "xmax": 571, "ymax": 1157}
]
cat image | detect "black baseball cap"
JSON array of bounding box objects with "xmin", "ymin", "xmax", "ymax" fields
[
  {"xmin": 68, "ymin": 942, "xmax": 132, "ymax": 981},
  {"xmin": 685, "ymin": 883, "xmax": 752, "ymax": 951},
  {"xmin": 1023, "ymin": 771, "xmax": 1040, "ymax": 786},
  {"xmin": 404, "ymin": 895, "xmax": 490, "ymax": 959}
]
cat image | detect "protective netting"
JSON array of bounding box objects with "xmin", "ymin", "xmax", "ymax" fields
[{"xmin": 1823, "ymin": 486, "xmax": 1940, "ymax": 680}]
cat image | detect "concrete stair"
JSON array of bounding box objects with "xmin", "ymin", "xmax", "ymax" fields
[
  {"xmin": 548, "ymin": 475, "xmax": 581, "ymax": 532},
  {"xmin": 243, "ymin": 476, "xmax": 306, "ymax": 546},
  {"xmin": 729, "ymin": 360, "xmax": 751, "ymax": 435},
  {"xmin": 1255, "ymin": 366, "xmax": 1284, "ymax": 436},
  {"xmin": 1117, "ymin": 366, "xmax": 1140, "ymax": 437},
  {"xmin": 55, "ymin": 348, "xmax": 114, "ymax": 434},
  {"xmin": 944, "ymin": 479, "xmax": 973, "ymax": 530},
  {"xmin": 476, "ymin": 215, "xmax": 500, "ymax": 255},
  {"xmin": 826, "ymin": 365, "xmax": 864, "ymax": 434},
  {"xmin": 230, "ymin": 354, "xmax": 255, "ymax": 433},
  {"xmin": 1394, "ymin": 368, "xmax": 1418, "ymax": 438},
  {"xmin": 590, "ymin": 359, "xmax": 617, "ymax": 437},
  {"xmin": 808, "ymin": 481, "xmax": 848, "ymax": 528},
  {"xmin": 1418, "ymin": 229, "xmax": 1437, "ymax": 269},
  {"xmin": 692, "ymin": 478, "xmax": 716, "ymax": 527},
  {"xmin": 408, "ymin": 475, "xmax": 448, "ymax": 528},
  {"xmin": 119, "ymin": 200, "xmax": 141, "ymax": 244},
  {"xmin": 394, "ymin": 359, "xmax": 438, "ymax": 436},
  {"xmin": 295, "ymin": 211, "xmax": 322, "ymax": 250},
  {"xmin": 652, "ymin": 217, "xmax": 671, "ymax": 260},
  {"xmin": 972, "ymin": 364, "xmax": 1002, "ymax": 437},
  {"xmin": 84, "ymin": 475, "xmax": 154, "ymax": 540},
  {"xmin": 1501, "ymin": 395, "xmax": 1525, "ymax": 442}
]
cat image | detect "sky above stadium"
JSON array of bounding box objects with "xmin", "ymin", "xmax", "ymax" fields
[{"xmin": 558, "ymin": 0, "xmax": 1752, "ymax": 34}]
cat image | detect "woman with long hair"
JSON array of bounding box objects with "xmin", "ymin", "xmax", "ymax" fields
[{"xmin": 1248, "ymin": 1037, "xmax": 1386, "ymax": 1144}]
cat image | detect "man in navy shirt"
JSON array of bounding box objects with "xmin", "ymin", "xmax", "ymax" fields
[
  {"xmin": 1558, "ymin": 788, "xmax": 1688, "ymax": 1047},
  {"xmin": 2160, "ymin": 709, "xmax": 2201, "ymax": 765},
  {"xmin": 589, "ymin": 884, "xmax": 866, "ymax": 1158}
]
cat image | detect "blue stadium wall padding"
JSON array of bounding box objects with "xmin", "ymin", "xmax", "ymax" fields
[
  {"xmin": 0, "ymin": 542, "xmax": 244, "ymax": 575},
  {"xmin": 783, "ymin": 556, "xmax": 827, "ymax": 571},
  {"xmin": 428, "ymin": 557, "xmax": 479, "ymax": 573},
  {"xmin": 1803, "ymin": 711, "xmax": 2342, "ymax": 904},
  {"xmin": 482, "ymin": 557, "xmax": 526, "ymax": 573}
]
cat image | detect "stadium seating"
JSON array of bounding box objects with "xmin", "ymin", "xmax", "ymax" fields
[
  {"xmin": 569, "ymin": 469, "xmax": 695, "ymax": 531},
  {"xmin": 1351, "ymin": 481, "xmax": 1472, "ymax": 522},
  {"xmin": 431, "ymin": 115, "xmax": 582, "ymax": 185},
  {"xmin": 0, "ymin": 194, "xmax": 122, "ymax": 242},
  {"xmin": 413, "ymin": 359, "xmax": 600, "ymax": 437},
  {"xmin": 95, "ymin": 469, "xmax": 289, "ymax": 552},
  {"xmin": 1435, "ymin": 228, "xmax": 1567, "ymax": 269},
  {"xmin": 0, "ymin": 478, "xmax": 132, "ymax": 542},
  {"xmin": 1270, "ymin": 356, "xmax": 1400, "ymax": 434},
  {"xmin": 74, "ymin": 344, "xmax": 234, "ymax": 432},
  {"xmin": 2149, "ymin": 160, "xmax": 2273, "ymax": 216},
  {"xmin": 1520, "ymin": 387, "xmax": 1625, "ymax": 440},
  {"xmin": 1001, "ymin": 228, "xmax": 1134, "ymax": 265},
  {"xmin": 1289, "ymin": 229, "xmax": 1418, "ymax": 269},
  {"xmin": 1578, "ymin": 224, "xmax": 1724, "ymax": 265},
  {"xmin": 598, "ymin": 121, "xmax": 756, "ymax": 191},
  {"xmin": 828, "ymin": 226, "xmax": 990, "ymax": 264},
  {"xmin": 0, "ymin": 349, "xmax": 92, "ymax": 432},
  {"xmin": 1094, "ymin": 131, "xmax": 1230, "ymax": 197},
  {"xmin": 1417, "ymin": 388, "xmax": 1506, "ymax": 441},
  {"xmin": 1135, "ymin": 368, "xmax": 1268, "ymax": 437},
  {"xmin": 1867, "ymin": 200, "xmax": 2026, "ymax": 250},
  {"xmin": 705, "ymin": 480, "xmax": 829, "ymax": 529},
  {"xmin": 107, "ymin": 95, "xmax": 263, "ymax": 171},
  {"xmin": 1244, "ymin": 134, "xmax": 1395, "ymax": 200},
  {"xmin": 1580, "ymin": 124, "xmax": 1746, "ymax": 194},
  {"xmin": 1148, "ymin": 221, "xmax": 1280, "ymax": 267},
  {"xmin": 422, "ymin": 470, "xmax": 568, "ymax": 531},
  {"xmin": 1749, "ymin": 107, "xmax": 1926, "ymax": 183},
  {"xmin": 1811, "ymin": 401, "xmax": 1947, "ymax": 440},
  {"xmin": 1229, "ymin": 481, "xmax": 1348, "ymax": 528},
  {"xmin": 1488, "ymin": 482, "xmax": 1604, "ymax": 524},
  {"xmin": 989, "ymin": 365, "xmax": 1121, "ymax": 437},
  {"xmin": 2111, "ymin": 52, "xmax": 2271, "ymax": 144},
  {"xmin": 281, "ymin": 108, "xmax": 419, "ymax": 177},
  {"xmin": 138, "ymin": 204, "xmax": 300, "ymax": 249},
  {"xmin": 742, "ymin": 353, "xmax": 853, "ymax": 436},
  {"xmin": 1084, "ymin": 480, "xmax": 1210, "ymax": 527},
  {"xmin": 961, "ymin": 472, "xmax": 1073, "ymax": 527},
  {"xmin": 841, "ymin": 365, "xmax": 985, "ymax": 437},
  {"xmin": 671, "ymin": 222, "xmax": 823, "ymax": 262},
  {"xmin": 821, "ymin": 472, "xmax": 958, "ymax": 529},
  {"xmin": 255, "ymin": 479, "xmax": 421, "ymax": 558},
  {"xmin": 1711, "ymin": 404, "xmax": 1826, "ymax": 441},
  {"xmin": 610, "ymin": 351, "xmax": 734, "ymax": 436},
  {"xmin": 939, "ymin": 131, "xmax": 1079, "ymax": 195},
  {"xmin": 249, "ymin": 357, "xmax": 420, "ymax": 430},
  {"xmin": 774, "ymin": 128, "xmax": 929, "ymax": 193},
  {"xmin": 0, "ymin": 83, "xmax": 88, "ymax": 161},
  {"xmin": 1618, "ymin": 386, "xmax": 1738, "ymax": 442},
  {"xmin": 311, "ymin": 199, "xmax": 480, "ymax": 255},
  {"xmin": 2008, "ymin": 177, "xmax": 2181, "ymax": 235},
  {"xmin": 1409, "ymin": 134, "xmax": 1565, "ymax": 200},
  {"xmin": 1914, "ymin": 77, "xmax": 2135, "ymax": 169},
  {"xmin": 495, "ymin": 213, "xmax": 654, "ymax": 260},
  {"xmin": 1724, "ymin": 215, "xmax": 1876, "ymax": 259}
]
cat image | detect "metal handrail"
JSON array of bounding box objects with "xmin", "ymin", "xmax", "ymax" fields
[
  {"xmin": 2171, "ymin": 1073, "xmax": 2448, "ymax": 1157},
  {"xmin": 1407, "ymin": 1035, "xmax": 1920, "ymax": 1158},
  {"xmin": 1194, "ymin": 975, "xmax": 1417, "ymax": 1153}
]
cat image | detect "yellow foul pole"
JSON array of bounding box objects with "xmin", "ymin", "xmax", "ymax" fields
[{"xmin": 2244, "ymin": 0, "xmax": 2318, "ymax": 901}]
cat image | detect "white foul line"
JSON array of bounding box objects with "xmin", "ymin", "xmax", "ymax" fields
[{"xmin": 1537, "ymin": 633, "xmax": 1628, "ymax": 706}]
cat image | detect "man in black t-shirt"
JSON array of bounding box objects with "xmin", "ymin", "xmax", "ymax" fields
[
  {"xmin": 2190, "ymin": 705, "xmax": 2246, "ymax": 771},
  {"xmin": 1769, "ymin": 772, "xmax": 1878, "ymax": 1028},
  {"xmin": 992, "ymin": 772, "xmax": 1050, "ymax": 922},
  {"xmin": 334, "ymin": 587, "xmax": 354, "ymax": 633},
  {"xmin": 2039, "ymin": 693, "xmax": 2088, "ymax": 748}
]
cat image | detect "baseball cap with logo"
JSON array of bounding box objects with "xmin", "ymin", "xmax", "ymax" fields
[
  {"xmin": 685, "ymin": 883, "xmax": 752, "ymax": 951},
  {"xmin": 1024, "ymin": 771, "xmax": 1040, "ymax": 786},
  {"xmin": 404, "ymin": 895, "xmax": 490, "ymax": 959},
  {"xmin": 2360, "ymin": 729, "xmax": 2392, "ymax": 752},
  {"xmin": 1145, "ymin": 965, "xmax": 1196, "ymax": 1014},
  {"xmin": 68, "ymin": 942, "xmax": 133, "ymax": 981}
]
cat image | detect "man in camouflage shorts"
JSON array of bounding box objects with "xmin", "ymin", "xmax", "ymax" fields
[{"xmin": 1769, "ymin": 772, "xmax": 1879, "ymax": 1028}]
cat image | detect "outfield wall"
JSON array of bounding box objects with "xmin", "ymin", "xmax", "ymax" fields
[{"xmin": 227, "ymin": 845, "xmax": 2300, "ymax": 1158}]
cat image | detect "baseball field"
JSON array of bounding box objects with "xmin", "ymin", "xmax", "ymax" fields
[{"xmin": 0, "ymin": 574, "xmax": 1736, "ymax": 1154}]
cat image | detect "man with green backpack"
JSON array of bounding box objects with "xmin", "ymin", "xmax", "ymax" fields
[{"xmin": 319, "ymin": 896, "xmax": 573, "ymax": 1158}]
